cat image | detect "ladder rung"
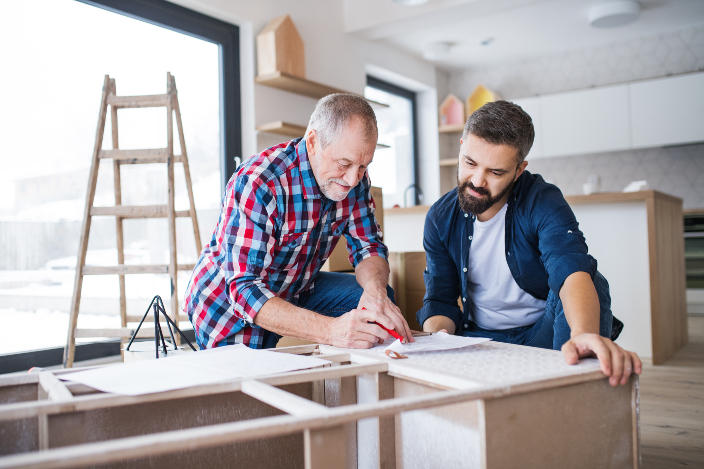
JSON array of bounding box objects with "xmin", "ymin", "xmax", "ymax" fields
[
  {"xmin": 75, "ymin": 326, "xmax": 192, "ymax": 339},
  {"xmin": 126, "ymin": 315, "xmax": 192, "ymax": 324},
  {"xmin": 107, "ymin": 94, "xmax": 170, "ymax": 108},
  {"xmin": 82, "ymin": 264, "xmax": 196, "ymax": 275},
  {"xmin": 91, "ymin": 205, "xmax": 191, "ymax": 218},
  {"xmin": 99, "ymin": 149, "xmax": 184, "ymax": 164}
]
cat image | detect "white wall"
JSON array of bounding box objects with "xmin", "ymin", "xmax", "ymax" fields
[
  {"xmin": 171, "ymin": 0, "xmax": 441, "ymax": 200},
  {"xmin": 444, "ymin": 23, "xmax": 704, "ymax": 208}
]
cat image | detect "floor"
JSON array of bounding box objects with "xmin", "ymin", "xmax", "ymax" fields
[{"xmin": 639, "ymin": 315, "xmax": 704, "ymax": 468}]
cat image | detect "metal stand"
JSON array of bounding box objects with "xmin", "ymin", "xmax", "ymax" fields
[{"xmin": 126, "ymin": 295, "xmax": 197, "ymax": 359}]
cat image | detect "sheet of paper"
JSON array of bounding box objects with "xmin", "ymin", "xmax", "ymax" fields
[
  {"xmin": 59, "ymin": 345, "xmax": 329, "ymax": 396},
  {"xmin": 370, "ymin": 332, "xmax": 491, "ymax": 356}
]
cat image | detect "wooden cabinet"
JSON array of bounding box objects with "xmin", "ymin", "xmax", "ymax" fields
[{"xmin": 630, "ymin": 71, "xmax": 704, "ymax": 148}]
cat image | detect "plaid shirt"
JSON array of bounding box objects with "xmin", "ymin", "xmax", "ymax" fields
[{"xmin": 184, "ymin": 138, "xmax": 387, "ymax": 349}]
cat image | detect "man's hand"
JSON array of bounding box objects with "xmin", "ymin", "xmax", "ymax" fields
[
  {"xmin": 358, "ymin": 289, "xmax": 414, "ymax": 344},
  {"xmin": 327, "ymin": 307, "xmax": 396, "ymax": 348},
  {"xmin": 561, "ymin": 333, "xmax": 642, "ymax": 386}
]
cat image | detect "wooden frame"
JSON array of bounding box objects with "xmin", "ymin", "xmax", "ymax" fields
[{"xmin": 0, "ymin": 341, "xmax": 639, "ymax": 468}]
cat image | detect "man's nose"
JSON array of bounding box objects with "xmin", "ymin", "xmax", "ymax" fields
[
  {"xmin": 471, "ymin": 171, "xmax": 487, "ymax": 188},
  {"xmin": 343, "ymin": 167, "xmax": 359, "ymax": 187}
]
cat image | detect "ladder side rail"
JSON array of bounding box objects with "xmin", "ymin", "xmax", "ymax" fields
[
  {"xmin": 166, "ymin": 73, "xmax": 181, "ymax": 344},
  {"xmin": 110, "ymin": 79, "xmax": 128, "ymax": 331},
  {"xmin": 64, "ymin": 75, "xmax": 112, "ymax": 368}
]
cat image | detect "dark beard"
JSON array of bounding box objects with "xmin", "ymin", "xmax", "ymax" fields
[{"xmin": 457, "ymin": 179, "xmax": 515, "ymax": 215}]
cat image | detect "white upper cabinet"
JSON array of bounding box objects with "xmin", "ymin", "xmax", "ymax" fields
[
  {"xmin": 630, "ymin": 72, "xmax": 704, "ymax": 148},
  {"xmin": 540, "ymin": 84, "xmax": 631, "ymax": 158},
  {"xmin": 512, "ymin": 96, "xmax": 543, "ymax": 160}
]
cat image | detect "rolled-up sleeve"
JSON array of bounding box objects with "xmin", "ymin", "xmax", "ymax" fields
[
  {"xmin": 225, "ymin": 174, "xmax": 279, "ymax": 324},
  {"xmin": 417, "ymin": 206, "xmax": 463, "ymax": 331},
  {"xmin": 534, "ymin": 186, "xmax": 597, "ymax": 295},
  {"xmin": 344, "ymin": 175, "xmax": 389, "ymax": 267}
]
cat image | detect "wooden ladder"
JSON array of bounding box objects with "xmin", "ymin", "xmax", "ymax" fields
[{"xmin": 64, "ymin": 73, "xmax": 202, "ymax": 367}]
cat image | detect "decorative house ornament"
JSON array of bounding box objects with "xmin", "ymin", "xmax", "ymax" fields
[
  {"xmin": 256, "ymin": 15, "xmax": 305, "ymax": 78},
  {"xmin": 467, "ymin": 84, "xmax": 500, "ymax": 115},
  {"xmin": 439, "ymin": 94, "xmax": 465, "ymax": 127}
]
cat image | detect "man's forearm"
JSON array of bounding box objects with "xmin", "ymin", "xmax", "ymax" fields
[
  {"xmin": 354, "ymin": 256, "xmax": 390, "ymax": 295},
  {"xmin": 559, "ymin": 271, "xmax": 600, "ymax": 336},
  {"xmin": 422, "ymin": 315, "xmax": 456, "ymax": 334},
  {"xmin": 253, "ymin": 297, "xmax": 333, "ymax": 343}
]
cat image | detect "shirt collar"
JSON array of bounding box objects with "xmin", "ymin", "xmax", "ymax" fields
[{"xmin": 295, "ymin": 138, "xmax": 322, "ymax": 199}]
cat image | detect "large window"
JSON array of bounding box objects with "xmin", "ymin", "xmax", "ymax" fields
[
  {"xmin": 364, "ymin": 76, "xmax": 419, "ymax": 208},
  {"xmin": 0, "ymin": 0, "xmax": 239, "ymax": 370}
]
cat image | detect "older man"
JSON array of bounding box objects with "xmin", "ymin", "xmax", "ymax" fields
[
  {"xmin": 185, "ymin": 93, "xmax": 412, "ymax": 350},
  {"xmin": 419, "ymin": 100, "xmax": 641, "ymax": 386}
]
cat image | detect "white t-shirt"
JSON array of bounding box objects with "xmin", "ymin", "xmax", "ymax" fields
[{"xmin": 467, "ymin": 203, "xmax": 546, "ymax": 330}]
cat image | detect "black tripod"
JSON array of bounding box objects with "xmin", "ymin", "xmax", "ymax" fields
[{"xmin": 126, "ymin": 295, "xmax": 197, "ymax": 359}]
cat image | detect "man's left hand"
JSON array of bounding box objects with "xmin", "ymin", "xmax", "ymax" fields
[
  {"xmin": 357, "ymin": 289, "xmax": 414, "ymax": 344},
  {"xmin": 561, "ymin": 333, "xmax": 642, "ymax": 386}
]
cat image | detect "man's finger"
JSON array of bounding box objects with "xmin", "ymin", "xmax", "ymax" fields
[
  {"xmin": 607, "ymin": 341, "xmax": 624, "ymax": 387},
  {"xmin": 584, "ymin": 336, "xmax": 612, "ymax": 376},
  {"xmin": 561, "ymin": 340, "xmax": 580, "ymax": 365}
]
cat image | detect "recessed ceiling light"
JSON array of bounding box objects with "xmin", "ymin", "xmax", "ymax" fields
[
  {"xmin": 588, "ymin": 0, "xmax": 640, "ymax": 28},
  {"xmin": 422, "ymin": 41, "xmax": 453, "ymax": 60}
]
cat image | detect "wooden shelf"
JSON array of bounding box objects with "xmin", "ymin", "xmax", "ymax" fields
[
  {"xmin": 257, "ymin": 120, "xmax": 390, "ymax": 149},
  {"xmin": 439, "ymin": 124, "xmax": 464, "ymax": 133},
  {"xmin": 256, "ymin": 121, "xmax": 306, "ymax": 138},
  {"xmin": 255, "ymin": 71, "xmax": 388, "ymax": 107},
  {"xmin": 439, "ymin": 158, "xmax": 457, "ymax": 167}
]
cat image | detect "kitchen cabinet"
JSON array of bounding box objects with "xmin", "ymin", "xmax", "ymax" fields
[
  {"xmin": 630, "ymin": 71, "xmax": 704, "ymax": 148},
  {"xmin": 540, "ymin": 84, "xmax": 631, "ymax": 157}
]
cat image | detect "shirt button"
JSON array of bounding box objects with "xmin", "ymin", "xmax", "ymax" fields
[
  {"xmin": 463, "ymin": 267, "xmax": 468, "ymax": 272},
  {"xmin": 464, "ymin": 323, "xmax": 469, "ymax": 329},
  {"xmin": 462, "ymin": 297, "xmax": 466, "ymax": 302},
  {"xmin": 468, "ymin": 235, "xmax": 473, "ymax": 240},
  {"xmin": 507, "ymin": 252, "xmax": 511, "ymax": 256},
  {"xmin": 464, "ymin": 213, "xmax": 468, "ymax": 218}
]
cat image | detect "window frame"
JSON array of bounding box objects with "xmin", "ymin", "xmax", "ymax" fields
[
  {"xmin": 366, "ymin": 75, "xmax": 420, "ymax": 205},
  {"xmin": 0, "ymin": 0, "xmax": 240, "ymax": 373}
]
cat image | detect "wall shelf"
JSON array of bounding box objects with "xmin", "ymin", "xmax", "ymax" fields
[
  {"xmin": 438, "ymin": 124, "xmax": 464, "ymax": 134},
  {"xmin": 257, "ymin": 120, "xmax": 390, "ymax": 149},
  {"xmin": 255, "ymin": 71, "xmax": 388, "ymax": 107}
]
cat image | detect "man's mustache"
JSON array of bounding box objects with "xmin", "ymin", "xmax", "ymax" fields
[{"xmin": 460, "ymin": 180, "xmax": 490, "ymax": 197}]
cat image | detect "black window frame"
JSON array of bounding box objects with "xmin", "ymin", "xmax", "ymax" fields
[
  {"xmin": 366, "ymin": 75, "xmax": 420, "ymax": 205},
  {"xmin": 0, "ymin": 0, "xmax": 240, "ymax": 374}
]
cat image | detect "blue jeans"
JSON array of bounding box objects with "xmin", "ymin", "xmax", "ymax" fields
[
  {"xmin": 261, "ymin": 271, "xmax": 395, "ymax": 348},
  {"xmin": 461, "ymin": 271, "xmax": 613, "ymax": 350}
]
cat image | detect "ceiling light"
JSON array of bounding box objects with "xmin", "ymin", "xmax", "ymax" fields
[
  {"xmin": 392, "ymin": 0, "xmax": 429, "ymax": 5},
  {"xmin": 588, "ymin": 1, "xmax": 640, "ymax": 28}
]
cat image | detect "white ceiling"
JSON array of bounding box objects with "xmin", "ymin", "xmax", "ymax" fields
[{"xmin": 343, "ymin": 0, "xmax": 704, "ymax": 69}]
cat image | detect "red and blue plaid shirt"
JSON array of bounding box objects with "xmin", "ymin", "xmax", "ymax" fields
[{"xmin": 184, "ymin": 138, "xmax": 387, "ymax": 349}]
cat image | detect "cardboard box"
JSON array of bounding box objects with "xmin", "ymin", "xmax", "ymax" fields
[
  {"xmin": 322, "ymin": 186, "xmax": 384, "ymax": 273},
  {"xmin": 388, "ymin": 251, "xmax": 426, "ymax": 330}
]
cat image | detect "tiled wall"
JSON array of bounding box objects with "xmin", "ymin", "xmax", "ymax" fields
[
  {"xmin": 527, "ymin": 143, "xmax": 704, "ymax": 209},
  {"xmin": 445, "ymin": 23, "xmax": 704, "ymax": 209}
]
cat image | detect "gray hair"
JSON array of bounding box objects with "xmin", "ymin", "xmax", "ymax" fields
[
  {"xmin": 463, "ymin": 100, "xmax": 535, "ymax": 163},
  {"xmin": 306, "ymin": 93, "xmax": 378, "ymax": 148}
]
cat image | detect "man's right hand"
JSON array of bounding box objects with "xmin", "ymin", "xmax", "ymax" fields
[{"xmin": 328, "ymin": 307, "xmax": 400, "ymax": 348}]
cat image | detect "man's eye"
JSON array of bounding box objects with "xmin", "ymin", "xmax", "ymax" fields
[
  {"xmin": 492, "ymin": 171, "xmax": 504, "ymax": 176},
  {"xmin": 464, "ymin": 160, "xmax": 475, "ymax": 166}
]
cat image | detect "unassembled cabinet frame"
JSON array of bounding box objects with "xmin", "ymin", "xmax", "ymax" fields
[{"xmin": 0, "ymin": 342, "xmax": 640, "ymax": 469}]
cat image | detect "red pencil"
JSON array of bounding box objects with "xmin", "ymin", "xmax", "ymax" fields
[{"xmin": 362, "ymin": 307, "xmax": 404, "ymax": 341}]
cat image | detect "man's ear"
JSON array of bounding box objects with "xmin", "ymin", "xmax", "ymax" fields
[
  {"xmin": 515, "ymin": 160, "xmax": 528, "ymax": 180},
  {"xmin": 305, "ymin": 129, "xmax": 317, "ymax": 156}
]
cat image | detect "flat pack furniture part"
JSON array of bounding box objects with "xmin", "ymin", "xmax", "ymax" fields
[
  {"xmin": 0, "ymin": 341, "xmax": 640, "ymax": 469},
  {"xmin": 63, "ymin": 73, "xmax": 202, "ymax": 367}
]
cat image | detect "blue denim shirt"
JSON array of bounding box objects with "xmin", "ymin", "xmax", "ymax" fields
[{"xmin": 417, "ymin": 171, "xmax": 597, "ymax": 332}]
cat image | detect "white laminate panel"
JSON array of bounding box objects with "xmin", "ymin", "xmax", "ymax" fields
[
  {"xmin": 630, "ymin": 72, "xmax": 704, "ymax": 148},
  {"xmin": 384, "ymin": 210, "xmax": 427, "ymax": 252},
  {"xmin": 571, "ymin": 201, "xmax": 652, "ymax": 357}
]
